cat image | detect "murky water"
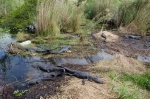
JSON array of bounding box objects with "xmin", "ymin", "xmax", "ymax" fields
[
  {"xmin": 55, "ymin": 50, "xmax": 113, "ymax": 66},
  {"xmin": 137, "ymin": 55, "xmax": 150, "ymax": 63},
  {"xmin": 0, "ymin": 33, "xmax": 113, "ymax": 90}
]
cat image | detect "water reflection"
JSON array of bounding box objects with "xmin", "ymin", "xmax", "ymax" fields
[
  {"xmin": 0, "ymin": 55, "xmax": 28, "ymax": 83},
  {"xmin": 0, "ymin": 33, "xmax": 16, "ymax": 50}
]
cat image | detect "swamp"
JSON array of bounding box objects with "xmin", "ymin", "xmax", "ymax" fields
[{"xmin": 0, "ymin": 0, "xmax": 150, "ymax": 99}]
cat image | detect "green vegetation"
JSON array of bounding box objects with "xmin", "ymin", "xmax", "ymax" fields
[
  {"xmin": 0, "ymin": 0, "xmax": 150, "ymax": 36},
  {"xmin": 109, "ymin": 72, "xmax": 143, "ymax": 99},
  {"xmin": 117, "ymin": 0, "xmax": 150, "ymax": 36},
  {"xmin": 123, "ymin": 70, "xmax": 150, "ymax": 91},
  {"xmin": 13, "ymin": 89, "xmax": 28, "ymax": 97},
  {"xmin": 35, "ymin": 0, "xmax": 83, "ymax": 36},
  {"xmin": 1, "ymin": 0, "xmax": 37, "ymax": 30}
]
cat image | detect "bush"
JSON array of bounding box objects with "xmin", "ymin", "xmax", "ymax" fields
[
  {"xmin": 84, "ymin": 0, "xmax": 118, "ymax": 20},
  {"xmin": 1, "ymin": 0, "xmax": 37, "ymax": 30}
]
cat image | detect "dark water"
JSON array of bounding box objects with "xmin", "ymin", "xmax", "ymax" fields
[
  {"xmin": 137, "ymin": 55, "xmax": 150, "ymax": 63},
  {"xmin": 55, "ymin": 50, "xmax": 113, "ymax": 66},
  {"xmin": 0, "ymin": 33, "xmax": 114, "ymax": 90}
]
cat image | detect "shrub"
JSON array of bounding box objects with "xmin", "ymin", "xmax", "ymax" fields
[
  {"xmin": 84, "ymin": 0, "xmax": 118, "ymax": 20},
  {"xmin": 117, "ymin": 0, "xmax": 150, "ymax": 35},
  {"xmin": 1, "ymin": 0, "xmax": 37, "ymax": 30}
]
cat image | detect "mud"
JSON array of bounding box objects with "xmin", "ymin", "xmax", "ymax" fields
[
  {"xmin": 93, "ymin": 31, "xmax": 150, "ymax": 62},
  {"xmin": 0, "ymin": 31, "xmax": 150, "ymax": 98}
]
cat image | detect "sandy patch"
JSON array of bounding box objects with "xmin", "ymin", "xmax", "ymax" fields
[{"xmin": 93, "ymin": 31, "xmax": 119, "ymax": 42}]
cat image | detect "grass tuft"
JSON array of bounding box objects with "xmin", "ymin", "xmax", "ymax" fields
[
  {"xmin": 16, "ymin": 32, "xmax": 30, "ymax": 42},
  {"xmin": 123, "ymin": 69, "xmax": 150, "ymax": 91}
]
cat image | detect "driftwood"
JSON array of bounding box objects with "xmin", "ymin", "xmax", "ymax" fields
[{"xmin": 6, "ymin": 43, "xmax": 19, "ymax": 54}]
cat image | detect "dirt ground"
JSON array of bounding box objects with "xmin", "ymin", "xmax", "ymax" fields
[{"xmin": 93, "ymin": 30, "xmax": 150, "ymax": 57}]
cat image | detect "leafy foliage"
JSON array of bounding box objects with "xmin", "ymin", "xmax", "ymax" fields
[
  {"xmin": 1, "ymin": 0, "xmax": 37, "ymax": 30},
  {"xmin": 13, "ymin": 89, "xmax": 28, "ymax": 97}
]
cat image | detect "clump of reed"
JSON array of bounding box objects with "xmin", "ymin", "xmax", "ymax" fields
[
  {"xmin": 117, "ymin": 0, "xmax": 150, "ymax": 36},
  {"xmin": 35, "ymin": 0, "xmax": 83, "ymax": 37}
]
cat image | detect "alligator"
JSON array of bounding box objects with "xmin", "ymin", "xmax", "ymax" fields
[
  {"xmin": 18, "ymin": 44, "xmax": 51, "ymax": 53},
  {"xmin": 32, "ymin": 65, "xmax": 65, "ymax": 73},
  {"xmin": 51, "ymin": 45, "xmax": 71, "ymax": 54},
  {"xmin": 27, "ymin": 71, "xmax": 64, "ymax": 86},
  {"xmin": 124, "ymin": 35, "xmax": 141, "ymax": 40},
  {"xmin": 29, "ymin": 65, "xmax": 103, "ymax": 86},
  {"xmin": 144, "ymin": 43, "xmax": 150, "ymax": 48},
  {"xmin": 18, "ymin": 44, "xmax": 71, "ymax": 54},
  {"xmin": 58, "ymin": 66, "xmax": 104, "ymax": 84}
]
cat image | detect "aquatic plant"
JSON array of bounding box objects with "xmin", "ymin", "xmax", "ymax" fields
[{"xmin": 13, "ymin": 89, "xmax": 28, "ymax": 97}]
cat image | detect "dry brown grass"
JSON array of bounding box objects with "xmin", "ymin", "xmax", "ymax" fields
[
  {"xmin": 92, "ymin": 54, "xmax": 146, "ymax": 75},
  {"xmin": 49, "ymin": 77, "xmax": 115, "ymax": 99}
]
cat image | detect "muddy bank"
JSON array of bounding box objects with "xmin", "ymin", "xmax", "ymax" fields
[{"xmin": 93, "ymin": 31, "xmax": 150, "ymax": 62}]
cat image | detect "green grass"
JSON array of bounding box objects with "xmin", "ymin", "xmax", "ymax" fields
[
  {"xmin": 114, "ymin": 82, "xmax": 142, "ymax": 99},
  {"xmin": 109, "ymin": 72, "xmax": 143, "ymax": 99},
  {"xmin": 123, "ymin": 70, "xmax": 150, "ymax": 91}
]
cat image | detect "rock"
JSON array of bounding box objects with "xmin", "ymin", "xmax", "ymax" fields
[{"xmin": 19, "ymin": 40, "xmax": 31, "ymax": 46}]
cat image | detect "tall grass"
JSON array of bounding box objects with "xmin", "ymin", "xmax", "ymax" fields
[
  {"xmin": 35, "ymin": 0, "xmax": 83, "ymax": 37},
  {"xmin": 117, "ymin": 0, "xmax": 150, "ymax": 35},
  {"xmin": 84, "ymin": 0, "xmax": 118, "ymax": 20}
]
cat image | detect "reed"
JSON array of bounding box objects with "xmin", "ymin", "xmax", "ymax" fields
[{"xmin": 35, "ymin": 0, "xmax": 83, "ymax": 37}]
